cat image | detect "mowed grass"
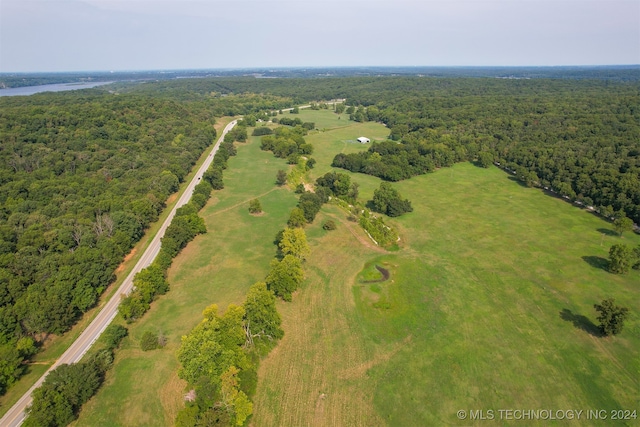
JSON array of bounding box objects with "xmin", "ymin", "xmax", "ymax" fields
[
  {"xmin": 74, "ymin": 133, "xmax": 299, "ymax": 426},
  {"xmin": 252, "ymin": 110, "xmax": 640, "ymax": 426}
]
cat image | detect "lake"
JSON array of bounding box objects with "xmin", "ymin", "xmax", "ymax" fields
[{"xmin": 0, "ymin": 81, "xmax": 113, "ymax": 97}]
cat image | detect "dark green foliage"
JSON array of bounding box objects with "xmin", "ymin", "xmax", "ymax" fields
[
  {"xmin": 252, "ymin": 127, "xmax": 273, "ymax": 136},
  {"xmin": 248, "ymin": 199, "xmax": 262, "ymax": 214},
  {"xmin": 277, "ymin": 117, "xmax": 302, "ymax": 127},
  {"xmin": 476, "ymin": 152, "xmax": 494, "ymax": 168},
  {"xmin": 370, "ymin": 182, "xmax": 413, "ymax": 217},
  {"xmin": 297, "ymin": 192, "xmax": 323, "ymax": 223},
  {"xmin": 0, "ymin": 91, "xmax": 220, "ymax": 391},
  {"xmin": 102, "ymin": 324, "xmax": 128, "ymax": 350},
  {"xmin": 23, "ymin": 356, "xmax": 107, "ymax": 427},
  {"xmin": 260, "ymin": 126, "xmax": 310, "ymax": 160},
  {"xmin": 323, "ymin": 220, "xmax": 337, "ymax": 230},
  {"xmin": 608, "ymin": 244, "xmax": 637, "ymax": 274},
  {"xmin": 204, "ymin": 167, "xmax": 225, "ymax": 190},
  {"xmin": 594, "ymin": 298, "xmax": 629, "ymax": 336},
  {"xmin": 332, "ymin": 140, "xmax": 440, "ymax": 181},
  {"xmin": 276, "ymin": 170, "xmax": 287, "ymax": 186},
  {"xmin": 224, "ymin": 126, "xmax": 247, "ymax": 143},
  {"xmin": 306, "ymin": 158, "xmax": 316, "ymax": 169},
  {"xmin": 140, "ymin": 330, "xmax": 159, "ymax": 351},
  {"xmin": 0, "ymin": 343, "xmax": 28, "ymax": 395},
  {"xmin": 315, "ymin": 172, "xmax": 351, "ymax": 198}
]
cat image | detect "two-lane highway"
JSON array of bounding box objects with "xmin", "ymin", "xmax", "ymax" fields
[{"xmin": 0, "ymin": 120, "xmax": 238, "ymax": 427}]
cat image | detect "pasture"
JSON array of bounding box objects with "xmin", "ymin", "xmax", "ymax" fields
[{"xmin": 77, "ymin": 108, "xmax": 639, "ymax": 426}]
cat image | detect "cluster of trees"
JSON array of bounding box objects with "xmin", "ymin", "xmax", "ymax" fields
[
  {"xmin": 224, "ymin": 124, "xmax": 248, "ymax": 143},
  {"xmin": 268, "ymin": 227, "xmax": 309, "ymax": 301},
  {"xmin": 0, "ymin": 92, "xmax": 218, "ymax": 394},
  {"xmin": 23, "ymin": 323, "xmax": 127, "ymax": 426},
  {"xmin": 313, "ymin": 172, "xmax": 403, "ymax": 246},
  {"xmin": 315, "ymin": 171, "xmax": 359, "ymax": 204},
  {"xmin": 251, "ymin": 127, "xmax": 272, "ymax": 136},
  {"xmin": 332, "ymin": 140, "xmax": 457, "ymax": 181},
  {"xmin": 176, "ymin": 283, "xmax": 283, "ymax": 427},
  {"xmin": 260, "ymin": 126, "xmax": 314, "ymax": 164},
  {"xmin": 608, "ymin": 243, "xmax": 640, "ymax": 274},
  {"xmin": 369, "ymin": 182, "xmax": 413, "ymax": 217}
]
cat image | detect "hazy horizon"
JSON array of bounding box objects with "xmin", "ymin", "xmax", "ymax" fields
[{"xmin": 1, "ymin": 0, "xmax": 639, "ymax": 73}]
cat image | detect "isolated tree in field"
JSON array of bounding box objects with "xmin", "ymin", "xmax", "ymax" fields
[
  {"xmin": 613, "ymin": 215, "xmax": 633, "ymax": 237},
  {"xmin": 594, "ymin": 298, "xmax": 629, "ymax": 336},
  {"xmin": 276, "ymin": 169, "xmax": 287, "ymax": 186},
  {"xmin": 248, "ymin": 199, "xmax": 262, "ymax": 214},
  {"xmin": 608, "ymin": 243, "xmax": 635, "ymax": 274},
  {"xmin": 279, "ymin": 227, "xmax": 310, "ymax": 261}
]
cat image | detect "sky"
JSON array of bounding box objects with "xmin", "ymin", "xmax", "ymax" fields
[{"xmin": 1, "ymin": 0, "xmax": 638, "ymax": 72}]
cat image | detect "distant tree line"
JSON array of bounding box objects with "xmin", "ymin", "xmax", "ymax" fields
[{"xmin": 137, "ymin": 76, "xmax": 640, "ymax": 225}]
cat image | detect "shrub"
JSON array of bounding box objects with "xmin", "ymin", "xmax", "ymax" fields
[
  {"xmin": 249, "ymin": 199, "xmax": 262, "ymax": 214},
  {"xmin": 323, "ymin": 220, "xmax": 337, "ymax": 231},
  {"xmin": 140, "ymin": 331, "xmax": 159, "ymax": 351}
]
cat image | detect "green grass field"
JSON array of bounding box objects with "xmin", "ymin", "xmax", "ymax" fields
[
  {"xmin": 76, "ymin": 109, "xmax": 638, "ymax": 426},
  {"xmin": 254, "ymin": 110, "xmax": 640, "ymax": 426}
]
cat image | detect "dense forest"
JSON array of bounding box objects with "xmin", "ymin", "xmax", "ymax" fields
[{"xmin": 0, "ymin": 89, "xmax": 294, "ymax": 394}]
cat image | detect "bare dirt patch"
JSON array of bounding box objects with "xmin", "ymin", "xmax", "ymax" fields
[{"xmin": 115, "ymin": 248, "xmax": 137, "ymax": 273}]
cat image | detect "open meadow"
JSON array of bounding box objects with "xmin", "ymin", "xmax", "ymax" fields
[
  {"xmin": 254, "ymin": 109, "xmax": 640, "ymax": 426},
  {"xmin": 76, "ymin": 108, "xmax": 638, "ymax": 426}
]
